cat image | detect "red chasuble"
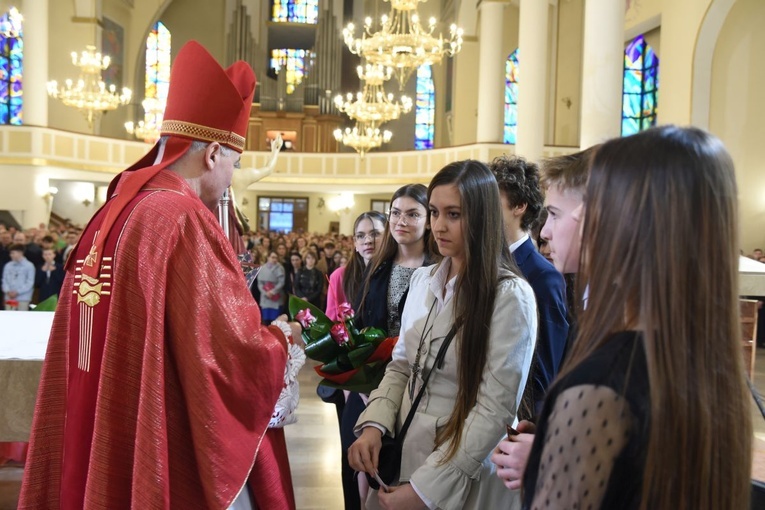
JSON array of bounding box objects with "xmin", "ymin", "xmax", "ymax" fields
[{"xmin": 19, "ymin": 170, "xmax": 288, "ymax": 509}]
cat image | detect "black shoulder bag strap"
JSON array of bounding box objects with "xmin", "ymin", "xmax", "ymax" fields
[
  {"xmin": 366, "ymin": 322, "xmax": 458, "ymax": 490},
  {"xmin": 397, "ymin": 323, "xmax": 458, "ymax": 441}
]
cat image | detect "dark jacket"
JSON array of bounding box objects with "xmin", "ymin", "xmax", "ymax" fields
[
  {"xmin": 513, "ymin": 237, "xmax": 569, "ymax": 414},
  {"xmin": 35, "ymin": 266, "xmax": 66, "ymax": 302},
  {"xmin": 294, "ymin": 267, "xmax": 324, "ymax": 307},
  {"xmin": 354, "ymin": 257, "xmax": 431, "ymax": 335},
  {"xmin": 283, "ymin": 262, "xmax": 298, "ymax": 295}
]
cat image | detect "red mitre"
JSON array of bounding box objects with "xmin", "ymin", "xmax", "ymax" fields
[
  {"xmin": 160, "ymin": 40, "xmax": 255, "ymax": 153},
  {"xmin": 73, "ymin": 41, "xmax": 256, "ymax": 277}
]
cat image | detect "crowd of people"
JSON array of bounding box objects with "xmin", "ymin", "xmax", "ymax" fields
[
  {"xmin": 9, "ymin": 39, "xmax": 756, "ymax": 510},
  {"xmin": 0, "ymin": 224, "xmax": 79, "ymax": 310}
]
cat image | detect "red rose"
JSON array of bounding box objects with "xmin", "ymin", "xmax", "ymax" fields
[
  {"xmin": 330, "ymin": 322, "xmax": 350, "ymax": 346},
  {"xmin": 338, "ymin": 302, "xmax": 355, "ymax": 321},
  {"xmin": 296, "ymin": 309, "xmax": 317, "ymax": 329}
]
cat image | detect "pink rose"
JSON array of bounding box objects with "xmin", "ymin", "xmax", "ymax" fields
[
  {"xmin": 338, "ymin": 302, "xmax": 355, "ymax": 321},
  {"xmin": 330, "ymin": 323, "xmax": 350, "ymax": 346},
  {"xmin": 295, "ymin": 309, "xmax": 317, "ymax": 329}
]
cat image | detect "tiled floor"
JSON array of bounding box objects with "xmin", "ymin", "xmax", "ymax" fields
[{"xmin": 2, "ymin": 354, "xmax": 765, "ymax": 509}]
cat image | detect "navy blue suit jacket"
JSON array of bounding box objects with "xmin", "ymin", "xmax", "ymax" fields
[{"xmin": 513, "ymin": 237, "xmax": 569, "ymax": 412}]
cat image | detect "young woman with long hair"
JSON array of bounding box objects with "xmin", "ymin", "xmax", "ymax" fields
[
  {"xmin": 356, "ymin": 184, "xmax": 436, "ymax": 336},
  {"xmin": 323, "ymin": 211, "xmax": 387, "ymax": 510},
  {"xmin": 349, "ymin": 160, "xmax": 538, "ymax": 509},
  {"xmin": 521, "ymin": 126, "xmax": 752, "ymax": 509},
  {"xmin": 338, "ymin": 185, "xmax": 436, "ymax": 510},
  {"xmin": 326, "ymin": 211, "xmax": 387, "ymax": 321}
]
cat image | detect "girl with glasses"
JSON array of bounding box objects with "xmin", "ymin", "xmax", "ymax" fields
[
  {"xmin": 357, "ymin": 184, "xmax": 437, "ymax": 336},
  {"xmin": 337, "ymin": 184, "xmax": 438, "ymax": 510},
  {"xmin": 326, "ymin": 211, "xmax": 387, "ymax": 321}
]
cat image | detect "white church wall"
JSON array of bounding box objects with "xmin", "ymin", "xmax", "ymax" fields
[{"xmin": 710, "ymin": 0, "xmax": 765, "ymax": 253}]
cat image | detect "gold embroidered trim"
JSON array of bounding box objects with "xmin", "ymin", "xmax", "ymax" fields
[
  {"xmin": 77, "ymin": 274, "xmax": 103, "ymax": 307},
  {"xmin": 161, "ymin": 120, "xmax": 245, "ymax": 151}
]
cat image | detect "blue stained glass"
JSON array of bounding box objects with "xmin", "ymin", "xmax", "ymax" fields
[
  {"xmin": 644, "ymin": 50, "xmax": 658, "ymax": 69},
  {"xmin": 623, "ymin": 70, "xmax": 642, "ymax": 94},
  {"xmin": 271, "ymin": 0, "xmax": 318, "ymax": 24},
  {"xmin": 144, "ymin": 21, "xmax": 171, "ymax": 129},
  {"xmin": 504, "ymin": 49, "xmax": 519, "ymax": 144},
  {"xmin": 415, "ymin": 64, "xmax": 434, "ymax": 150},
  {"xmin": 622, "ymin": 35, "xmax": 658, "ymax": 136},
  {"xmin": 270, "ymin": 49, "xmax": 313, "ymax": 94},
  {"xmin": 0, "ymin": 7, "xmax": 22, "ymax": 125},
  {"xmin": 622, "ymin": 118, "xmax": 639, "ymax": 135},
  {"xmin": 642, "ymin": 93, "xmax": 655, "ymax": 113},
  {"xmin": 644, "ymin": 73, "xmax": 656, "ymax": 91}
]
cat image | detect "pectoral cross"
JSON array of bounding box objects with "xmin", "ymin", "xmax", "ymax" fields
[{"xmin": 84, "ymin": 244, "xmax": 98, "ymax": 267}]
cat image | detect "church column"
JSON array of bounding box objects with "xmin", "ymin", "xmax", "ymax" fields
[
  {"xmin": 475, "ymin": 0, "xmax": 506, "ymax": 143},
  {"xmin": 580, "ymin": 0, "xmax": 626, "ymax": 148},
  {"xmin": 515, "ymin": 0, "xmax": 548, "ymax": 162},
  {"xmin": 22, "ymin": 0, "xmax": 49, "ymax": 126}
]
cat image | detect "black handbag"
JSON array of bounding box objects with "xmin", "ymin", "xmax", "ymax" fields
[{"xmin": 366, "ymin": 324, "xmax": 457, "ymax": 491}]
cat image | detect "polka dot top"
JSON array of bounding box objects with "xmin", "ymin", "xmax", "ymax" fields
[{"xmin": 522, "ymin": 331, "xmax": 649, "ymax": 510}]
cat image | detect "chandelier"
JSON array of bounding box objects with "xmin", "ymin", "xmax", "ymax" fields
[
  {"xmin": 334, "ymin": 63, "xmax": 413, "ymax": 127},
  {"xmin": 334, "ymin": 121, "xmax": 392, "ymax": 158},
  {"xmin": 47, "ymin": 45, "xmax": 132, "ymax": 129},
  {"xmin": 125, "ymin": 97, "xmax": 165, "ymax": 143},
  {"xmin": 343, "ymin": 0, "xmax": 463, "ymax": 89}
]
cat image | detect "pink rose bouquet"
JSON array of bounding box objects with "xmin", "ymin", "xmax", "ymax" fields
[{"xmin": 289, "ymin": 296, "xmax": 397, "ymax": 393}]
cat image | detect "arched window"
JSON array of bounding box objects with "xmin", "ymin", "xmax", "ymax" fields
[
  {"xmin": 504, "ymin": 48, "xmax": 519, "ymax": 144},
  {"xmin": 145, "ymin": 21, "xmax": 170, "ymax": 129},
  {"xmin": 622, "ymin": 35, "xmax": 658, "ymax": 136},
  {"xmin": 270, "ymin": 49, "xmax": 313, "ymax": 94},
  {"xmin": 415, "ymin": 64, "xmax": 434, "ymax": 150},
  {"xmin": 271, "ymin": 0, "xmax": 318, "ymax": 24},
  {"xmin": 0, "ymin": 7, "xmax": 23, "ymax": 125}
]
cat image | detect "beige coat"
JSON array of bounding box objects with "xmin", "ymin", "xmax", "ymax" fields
[{"xmin": 356, "ymin": 263, "xmax": 538, "ymax": 510}]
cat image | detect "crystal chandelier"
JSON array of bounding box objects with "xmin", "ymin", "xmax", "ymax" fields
[
  {"xmin": 47, "ymin": 45, "xmax": 132, "ymax": 129},
  {"xmin": 334, "ymin": 121, "xmax": 392, "ymax": 158},
  {"xmin": 334, "ymin": 63, "xmax": 413, "ymax": 128},
  {"xmin": 125, "ymin": 96, "xmax": 165, "ymax": 143},
  {"xmin": 343, "ymin": 0, "xmax": 463, "ymax": 89}
]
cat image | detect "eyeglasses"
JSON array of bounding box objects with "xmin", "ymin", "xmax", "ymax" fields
[
  {"xmin": 355, "ymin": 231, "xmax": 382, "ymax": 242},
  {"xmin": 389, "ymin": 210, "xmax": 423, "ymax": 224}
]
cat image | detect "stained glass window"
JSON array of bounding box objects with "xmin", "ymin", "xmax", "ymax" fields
[
  {"xmin": 0, "ymin": 7, "xmax": 23, "ymax": 125},
  {"xmin": 415, "ymin": 64, "xmax": 434, "ymax": 150},
  {"xmin": 271, "ymin": 0, "xmax": 318, "ymax": 24},
  {"xmin": 504, "ymin": 48, "xmax": 519, "ymax": 144},
  {"xmin": 622, "ymin": 35, "xmax": 658, "ymax": 136},
  {"xmin": 270, "ymin": 49, "xmax": 313, "ymax": 94},
  {"xmin": 145, "ymin": 21, "xmax": 171, "ymax": 128}
]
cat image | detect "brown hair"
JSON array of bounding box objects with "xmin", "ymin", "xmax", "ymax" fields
[
  {"xmin": 357, "ymin": 184, "xmax": 436, "ymax": 317},
  {"xmin": 539, "ymin": 146, "xmax": 597, "ymax": 194},
  {"xmin": 490, "ymin": 155, "xmax": 545, "ymax": 231},
  {"xmin": 561, "ymin": 126, "xmax": 751, "ymax": 509},
  {"xmin": 343, "ymin": 211, "xmax": 387, "ymax": 305},
  {"xmin": 428, "ymin": 160, "xmax": 521, "ymax": 463}
]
